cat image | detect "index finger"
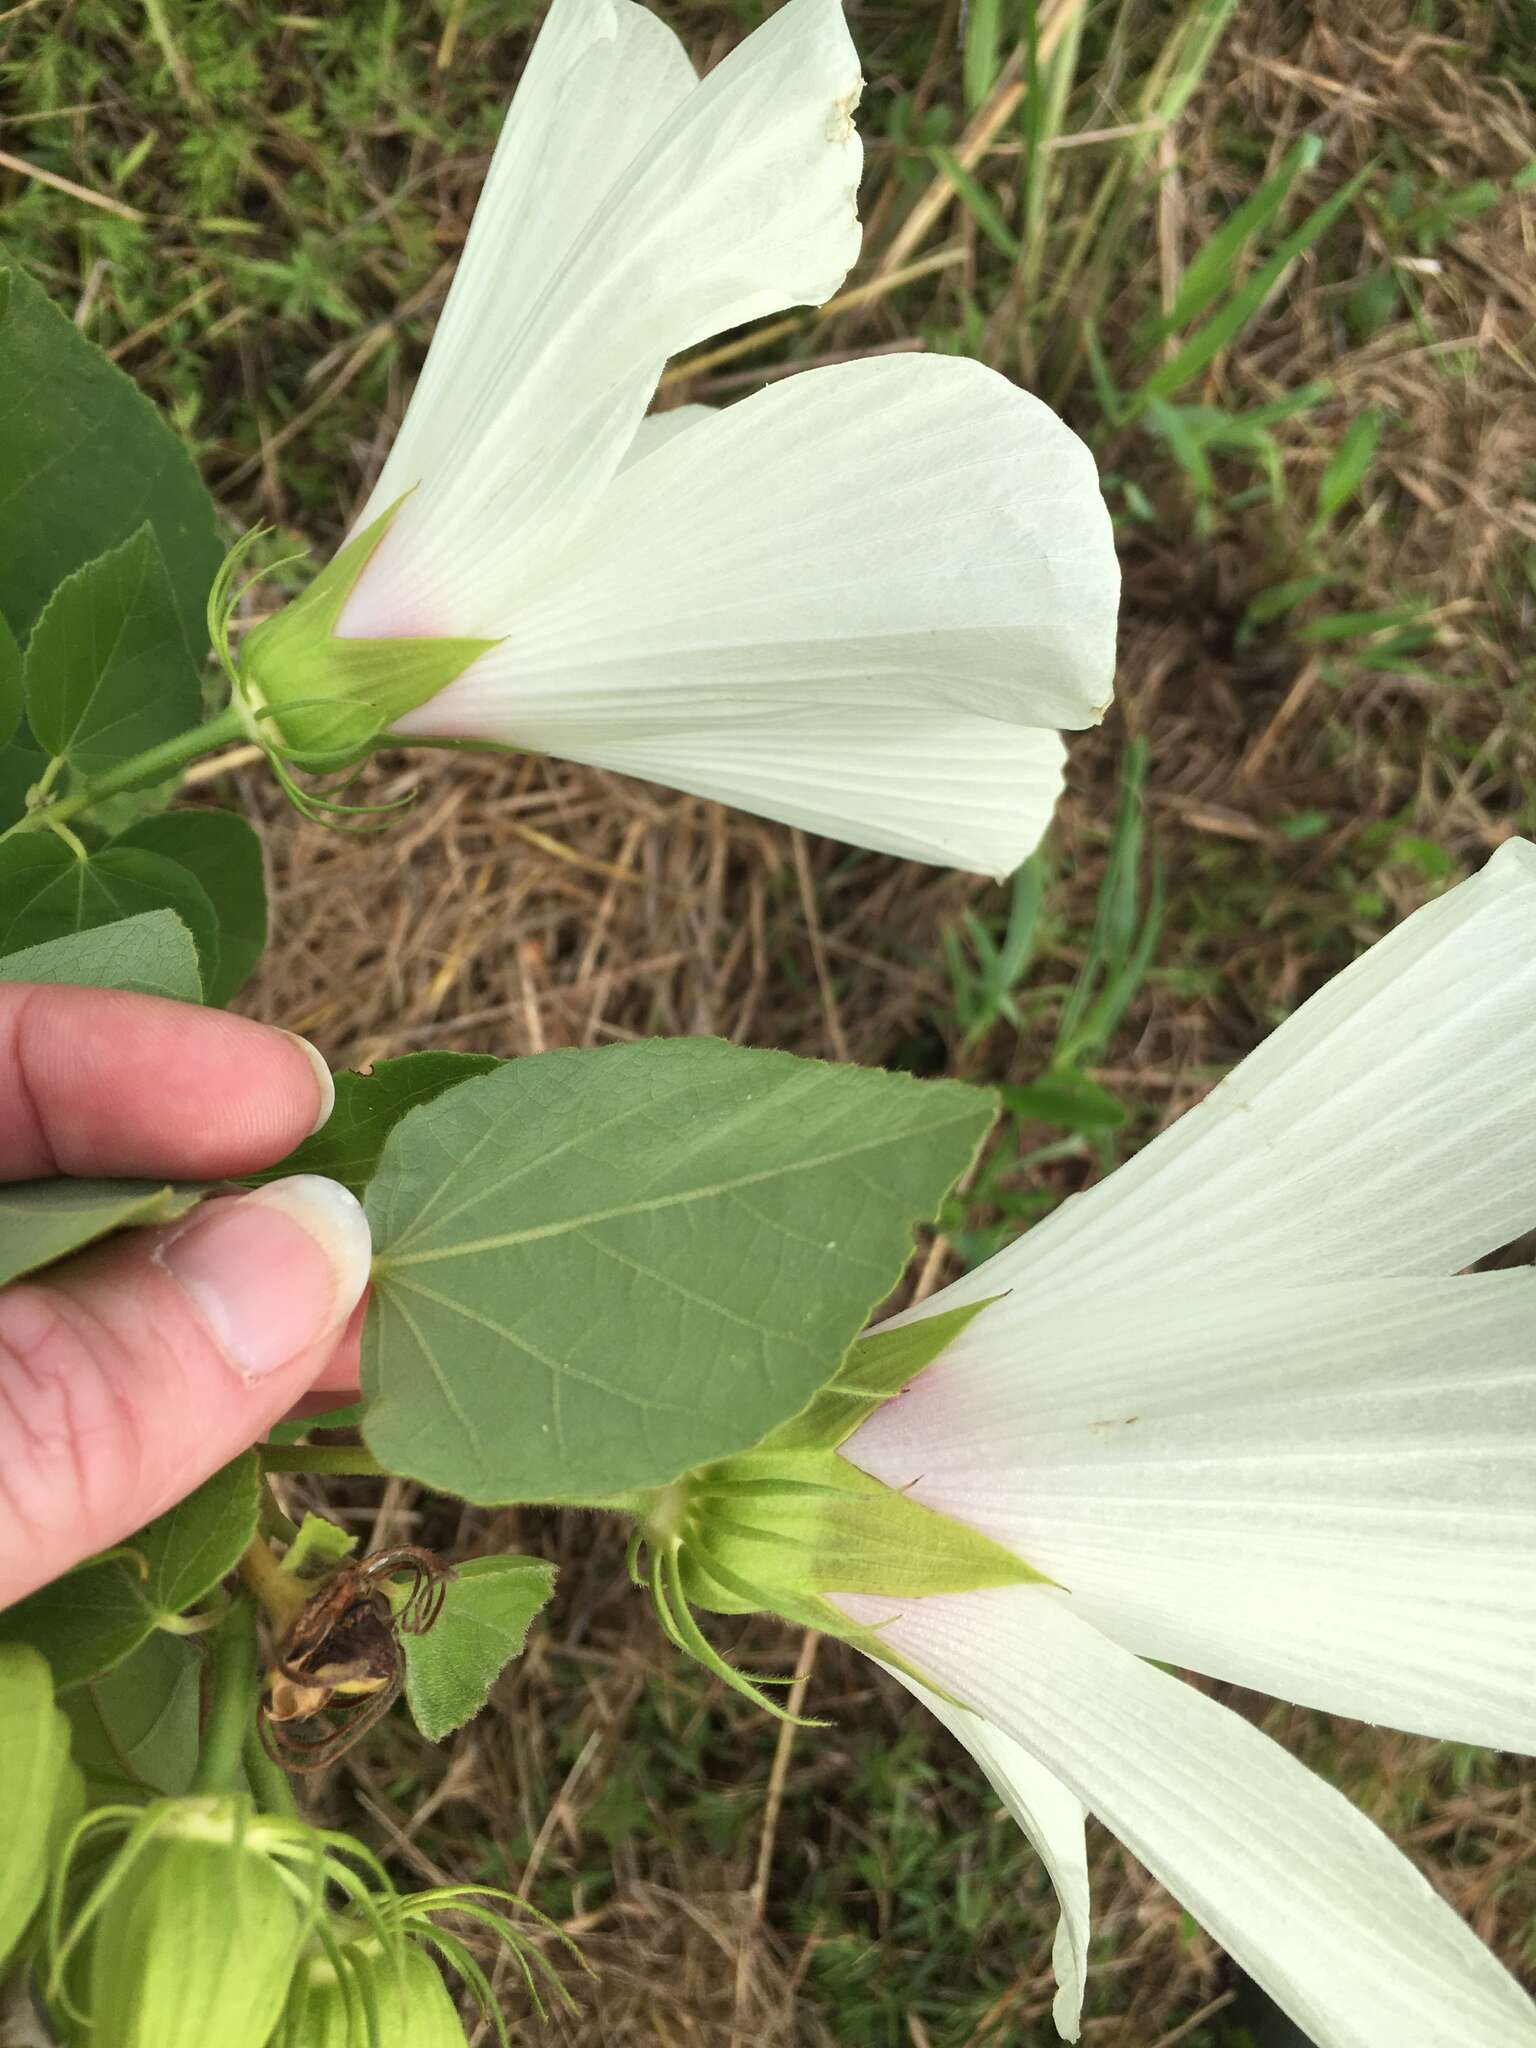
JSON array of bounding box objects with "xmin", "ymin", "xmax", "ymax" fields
[{"xmin": 0, "ymin": 984, "xmax": 333, "ymax": 1181}]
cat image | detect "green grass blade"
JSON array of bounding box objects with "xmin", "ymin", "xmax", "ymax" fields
[
  {"xmin": 1131, "ymin": 165, "xmax": 1373, "ymax": 411},
  {"xmin": 929, "ymin": 146, "xmax": 1021, "ymax": 261},
  {"xmin": 1055, "ymin": 739, "xmax": 1149, "ymax": 1060},
  {"xmin": 1139, "ymin": 133, "xmax": 1323, "ymax": 347},
  {"xmin": 1312, "ymin": 409, "xmax": 1384, "ymax": 530},
  {"xmin": 963, "ymin": 0, "xmax": 1006, "ymax": 111}
]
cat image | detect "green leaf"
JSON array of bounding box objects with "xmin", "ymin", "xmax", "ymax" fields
[
  {"xmin": 22, "ymin": 527, "xmax": 201, "ymax": 778},
  {"xmin": 111, "ymin": 809, "xmax": 266, "ymax": 1005},
  {"xmin": 1000, "ymin": 1072, "xmax": 1128, "ymax": 1131},
  {"xmin": 61, "ymin": 1631, "xmax": 201, "ymax": 1802},
  {"xmin": 0, "ymin": 1454, "xmax": 259, "ymax": 1689},
  {"xmin": 0, "ymin": 258, "xmax": 222, "ymax": 656},
  {"xmin": 279, "ymin": 1513, "xmax": 357, "ymax": 1578},
  {"xmin": 0, "ymin": 1178, "xmax": 203, "ymax": 1289},
  {"xmin": 0, "ymin": 834, "xmax": 219, "ymax": 994},
  {"xmin": 245, "ymin": 1051, "xmax": 500, "ymax": 1197},
  {"xmin": 0, "ymin": 613, "xmax": 20, "ymax": 748},
  {"xmin": 362, "ymin": 1041, "xmax": 994, "ymax": 1505},
  {"xmin": 401, "ymin": 1555, "xmax": 556, "ymax": 1742},
  {"xmin": 0, "ymin": 909, "xmax": 203, "ymax": 1001}
]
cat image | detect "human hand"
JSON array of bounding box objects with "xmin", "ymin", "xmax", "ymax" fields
[{"xmin": 0, "ymin": 986, "xmax": 371, "ymax": 1606}]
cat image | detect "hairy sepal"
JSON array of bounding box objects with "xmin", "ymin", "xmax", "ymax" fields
[
  {"xmin": 234, "ymin": 499, "xmax": 500, "ymax": 767},
  {"xmin": 670, "ymin": 1296, "xmax": 1045, "ymax": 1620}
]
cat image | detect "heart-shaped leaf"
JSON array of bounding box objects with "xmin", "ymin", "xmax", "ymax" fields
[
  {"xmin": 23, "ymin": 527, "xmax": 200, "ymax": 778},
  {"xmin": 362, "ymin": 1040, "xmax": 993, "ymax": 1504},
  {"xmin": 0, "ymin": 257, "xmax": 221, "ymax": 656},
  {"xmin": 61, "ymin": 1631, "xmax": 201, "ymax": 1803},
  {"xmin": 0, "ymin": 910, "xmax": 202, "ymax": 1002},
  {"xmin": 0, "ymin": 835, "xmax": 219, "ymax": 995},
  {"xmin": 402, "ymin": 1556, "xmax": 556, "ymax": 1742},
  {"xmin": 0, "ymin": 1453, "xmax": 259, "ymax": 1688},
  {"xmin": 111, "ymin": 809, "xmax": 266, "ymax": 1005}
]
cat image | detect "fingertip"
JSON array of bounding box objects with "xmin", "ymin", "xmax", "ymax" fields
[
  {"xmin": 0, "ymin": 986, "xmax": 339, "ymax": 1178},
  {"xmin": 160, "ymin": 1176, "xmax": 372, "ymax": 1385},
  {"xmin": 279, "ymin": 1032, "xmax": 335, "ymax": 1137}
]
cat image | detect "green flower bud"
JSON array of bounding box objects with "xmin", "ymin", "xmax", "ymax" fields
[
  {"xmin": 227, "ymin": 503, "xmax": 498, "ymax": 770},
  {"xmin": 0, "ymin": 1645, "xmax": 72, "ymax": 1969},
  {"xmin": 275, "ymin": 1881, "xmax": 577, "ymax": 2048},
  {"xmin": 80, "ymin": 1797, "xmax": 308, "ymax": 2048},
  {"xmin": 282, "ymin": 1935, "xmax": 468, "ymax": 2048}
]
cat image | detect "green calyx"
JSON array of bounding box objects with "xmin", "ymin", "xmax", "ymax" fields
[
  {"xmin": 629, "ymin": 1298, "xmax": 1047, "ymax": 1720},
  {"xmin": 227, "ymin": 497, "xmax": 500, "ymax": 770}
]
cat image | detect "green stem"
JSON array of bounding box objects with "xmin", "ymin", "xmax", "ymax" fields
[
  {"xmin": 259, "ymin": 1481, "xmax": 300, "ymax": 1546},
  {"xmin": 0, "ymin": 703, "xmax": 250, "ymax": 842},
  {"xmin": 258, "ymin": 1445, "xmax": 385, "ymax": 1477},
  {"xmin": 156, "ymin": 1598, "xmax": 230, "ymax": 1636},
  {"xmin": 191, "ymin": 1593, "xmax": 261, "ymax": 1797},
  {"xmin": 242, "ymin": 1722, "xmax": 299, "ymax": 1819}
]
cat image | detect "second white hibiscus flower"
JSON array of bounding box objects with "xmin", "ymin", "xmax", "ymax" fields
[{"xmin": 235, "ymin": 0, "xmax": 1118, "ymax": 877}]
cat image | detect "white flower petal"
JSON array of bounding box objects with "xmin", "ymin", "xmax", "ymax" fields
[
  {"xmin": 879, "ymin": 1660, "xmax": 1090, "ymax": 2040},
  {"xmin": 837, "ymin": 1588, "xmax": 1536, "ymax": 2048},
  {"xmin": 357, "ymin": 0, "xmax": 696, "ymax": 546},
  {"xmin": 346, "ymin": 0, "xmax": 863, "ymax": 635},
  {"xmin": 618, "ymin": 402, "xmax": 717, "ymax": 472},
  {"xmin": 883, "ymin": 838, "xmax": 1536, "ymax": 1306},
  {"xmin": 396, "ymin": 352, "xmax": 1117, "ymax": 745},
  {"xmin": 846, "ymin": 1273, "xmax": 1536, "ymax": 1749},
  {"xmin": 541, "ymin": 713, "xmax": 1065, "ymax": 874}
]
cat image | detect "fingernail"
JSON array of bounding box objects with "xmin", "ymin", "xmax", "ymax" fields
[
  {"xmin": 282, "ymin": 1032, "xmax": 336, "ymax": 1137},
  {"xmin": 162, "ymin": 1176, "xmax": 372, "ymax": 1382}
]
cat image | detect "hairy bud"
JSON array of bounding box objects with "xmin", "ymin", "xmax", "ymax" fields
[
  {"xmin": 63, "ymin": 1798, "xmax": 309, "ymax": 2048},
  {"xmin": 281, "ymin": 1935, "xmax": 468, "ymax": 2048},
  {"xmin": 0, "ymin": 1646, "xmax": 72, "ymax": 1969}
]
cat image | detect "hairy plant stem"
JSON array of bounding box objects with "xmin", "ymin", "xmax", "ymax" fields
[
  {"xmin": 190, "ymin": 1593, "xmax": 261, "ymax": 1798},
  {"xmin": 258, "ymin": 1444, "xmax": 386, "ymax": 1478},
  {"xmin": 0, "ymin": 703, "xmax": 249, "ymax": 842}
]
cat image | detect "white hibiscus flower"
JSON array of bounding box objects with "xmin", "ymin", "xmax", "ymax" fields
[
  {"xmin": 235, "ymin": 0, "xmax": 1118, "ymax": 876},
  {"xmin": 824, "ymin": 837, "xmax": 1536, "ymax": 2044},
  {"xmin": 646, "ymin": 839, "xmax": 1536, "ymax": 2044}
]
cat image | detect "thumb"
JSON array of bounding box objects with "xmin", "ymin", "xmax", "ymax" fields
[{"xmin": 0, "ymin": 1177, "xmax": 371, "ymax": 1607}]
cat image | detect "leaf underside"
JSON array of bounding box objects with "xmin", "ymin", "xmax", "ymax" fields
[{"xmin": 361, "ymin": 1039, "xmax": 994, "ymax": 1504}]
